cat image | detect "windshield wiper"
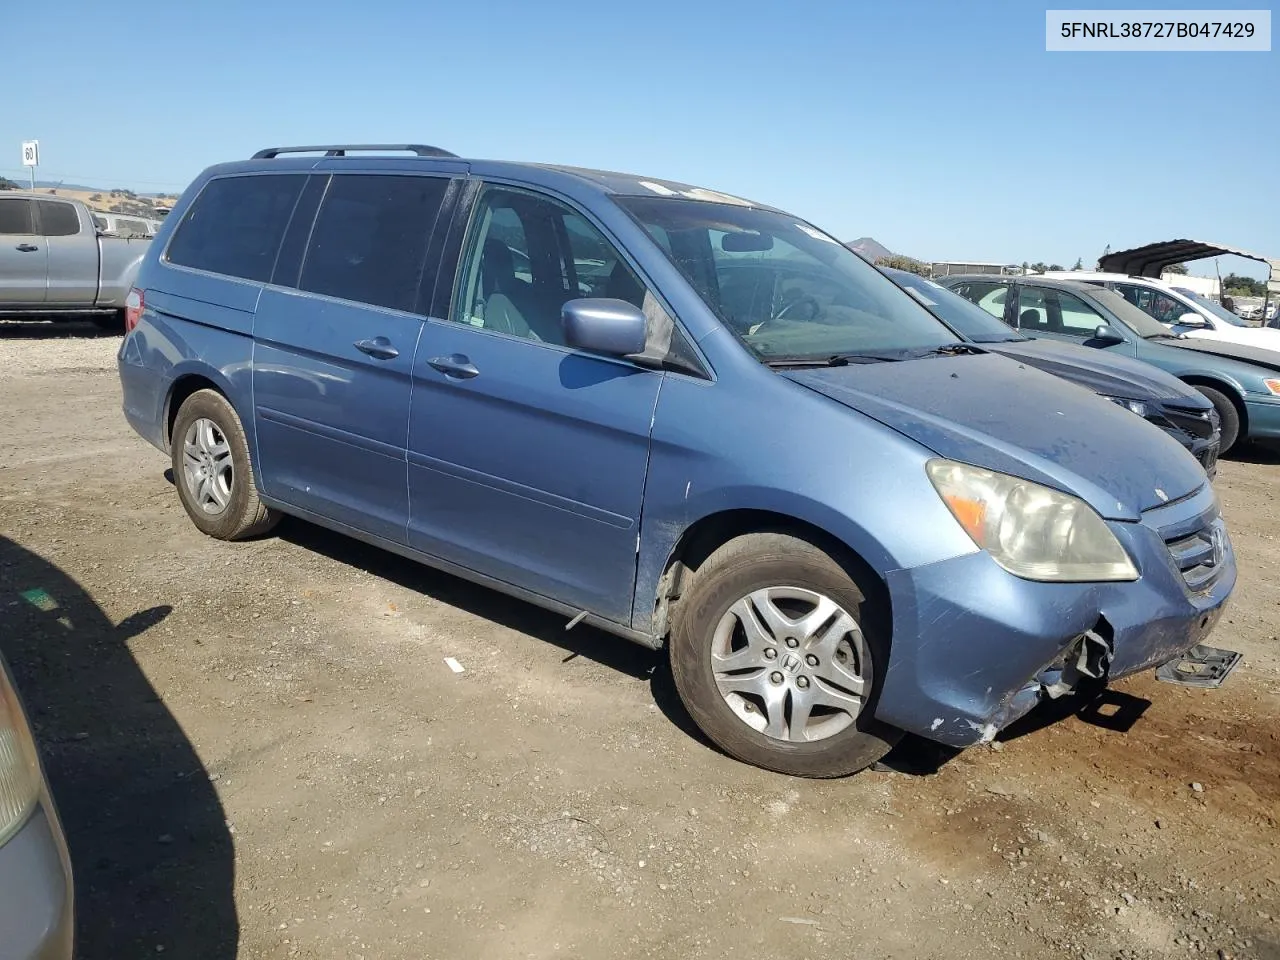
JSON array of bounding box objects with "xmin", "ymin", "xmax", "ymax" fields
[
  {"xmin": 763, "ymin": 352, "xmax": 905, "ymax": 368},
  {"xmin": 906, "ymin": 343, "xmax": 988, "ymax": 358},
  {"xmin": 1145, "ymin": 332, "xmax": 1185, "ymax": 341}
]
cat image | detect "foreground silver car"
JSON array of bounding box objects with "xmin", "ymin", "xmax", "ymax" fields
[{"xmin": 0, "ymin": 655, "xmax": 73, "ymax": 959}]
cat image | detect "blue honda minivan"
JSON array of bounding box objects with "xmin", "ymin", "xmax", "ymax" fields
[{"xmin": 118, "ymin": 145, "xmax": 1234, "ymax": 777}]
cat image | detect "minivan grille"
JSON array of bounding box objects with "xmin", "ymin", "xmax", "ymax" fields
[{"xmin": 1164, "ymin": 514, "xmax": 1228, "ymax": 592}]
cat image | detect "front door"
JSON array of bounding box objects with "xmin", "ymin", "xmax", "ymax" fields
[
  {"xmin": 252, "ymin": 172, "xmax": 453, "ymax": 544},
  {"xmin": 407, "ymin": 184, "xmax": 663, "ymax": 623},
  {"xmin": 0, "ymin": 197, "xmax": 47, "ymax": 304}
]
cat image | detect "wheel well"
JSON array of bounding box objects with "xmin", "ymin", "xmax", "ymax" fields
[
  {"xmin": 165, "ymin": 375, "xmax": 223, "ymax": 447},
  {"xmin": 1180, "ymin": 376, "xmax": 1247, "ymax": 433},
  {"xmin": 655, "ymin": 509, "xmax": 892, "ymax": 644}
]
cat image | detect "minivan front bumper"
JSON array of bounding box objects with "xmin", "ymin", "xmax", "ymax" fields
[{"xmin": 877, "ymin": 482, "xmax": 1234, "ymax": 747}]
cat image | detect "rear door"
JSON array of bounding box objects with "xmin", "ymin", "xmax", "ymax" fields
[
  {"xmin": 252, "ymin": 172, "xmax": 454, "ymax": 544},
  {"xmin": 37, "ymin": 199, "xmax": 98, "ymax": 306},
  {"xmin": 406, "ymin": 183, "xmax": 664, "ymax": 623},
  {"xmin": 0, "ymin": 197, "xmax": 47, "ymax": 304}
]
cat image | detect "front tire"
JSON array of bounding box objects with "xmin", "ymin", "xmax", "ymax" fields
[
  {"xmin": 1195, "ymin": 386, "xmax": 1240, "ymax": 453},
  {"xmin": 171, "ymin": 389, "xmax": 279, "ymax": 540},
  {"xmin": 668, "ymin": 532, "xmax": 901, "ymax": 778}
]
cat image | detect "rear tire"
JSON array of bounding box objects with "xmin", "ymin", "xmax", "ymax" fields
[
  {"xmin": 668, "ymin": 532, "xmax": 901, "ymax": 778},
  {"xmin": 171, "ymin": 389, "xmax": 279, "ymax": 541},
  {"xmin": 1194, "ymin": 386, "xmax": 1240, "ymax": 453}
]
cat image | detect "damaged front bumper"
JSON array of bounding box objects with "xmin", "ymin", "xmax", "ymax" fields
[{"xmin": 877, "ymin": 482, "xmax": 1234, "ymax": 747}]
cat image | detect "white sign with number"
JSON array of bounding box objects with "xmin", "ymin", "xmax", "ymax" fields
[{"xmin": 21, "ymin": 141, "xmax": 39, "ymax": 166}]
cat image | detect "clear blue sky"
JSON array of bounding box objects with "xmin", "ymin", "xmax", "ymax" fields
[{"xmin": 6, "ymin": 0, "xmax": 1276, "ymax": 278}]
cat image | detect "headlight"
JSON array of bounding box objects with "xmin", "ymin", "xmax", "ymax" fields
[
  {"xmin": 927, "ymin": 459, "xmax": 1138, "ymax": 582},
  {"xmin": 1104, "ymin": 395, "xmax": 1148, "ymax": 417},
  {"xmin": 0, "ymin": 663, "xmax": 41, "ymax": 846}
]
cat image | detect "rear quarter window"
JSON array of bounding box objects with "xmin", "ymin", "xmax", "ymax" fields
[{"xmin": 166, "ymin": 174, "xmax": 306, "ymax": 282}]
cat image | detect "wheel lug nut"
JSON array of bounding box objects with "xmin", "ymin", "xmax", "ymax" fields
[
  {"xmin": 796, "ymin": 676, "xmax": 810, "ymax": 689},
  {"xmin": 770, "ymin": 671, "xmax": 784, "ymax": 685},
  {"xmin": 805, "ymin": 654, "xmax": 819, "ymax": 666},
  {"xmin": 764, "ymin": 648, "xmax": 778, "ymax": 660},
  {"xmin": 785, "ymin": 637, "xmax": 799, "ymax": 648}
]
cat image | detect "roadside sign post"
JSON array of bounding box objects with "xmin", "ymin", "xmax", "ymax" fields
[{"xmin": 21, "ymin": 140, "xmax": 39, "ymax": 190}]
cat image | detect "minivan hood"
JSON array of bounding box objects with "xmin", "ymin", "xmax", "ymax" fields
[
  {"xmin": 986, "ymin": 338, "xmax": 1205, "ymax": 406},
  {"xmin": 784, "ymin": 353, "xmax": 1206, "ymax": 520}
]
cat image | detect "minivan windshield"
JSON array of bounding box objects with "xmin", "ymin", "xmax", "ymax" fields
[
  {"xmin": 1172, "ymin": 288, "xmax": 1250, "ymax": 328},
  {"xmin": 617, "ymin": 196, "xmax": 960, "ymax": 362},
  {"xmin": 882, "ymin": 267, "xmax": 1026, "ymax": 343}
]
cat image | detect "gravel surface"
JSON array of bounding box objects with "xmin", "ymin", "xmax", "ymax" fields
[{"xmin": 1, "ymin": 323, "xmax": 1277, "ymax": 960}]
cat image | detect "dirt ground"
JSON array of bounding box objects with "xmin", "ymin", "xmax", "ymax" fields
[{"xmin": 1, "ymin": 321, "xmax": 1276, "ymax": 960}]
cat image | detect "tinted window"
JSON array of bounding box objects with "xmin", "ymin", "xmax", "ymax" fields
[
  {"xmin": 453, "ymin": 187, "xmax": 648, "ymax": 344},
  {"xmin": 1015, "ymin": 287, "xmax": 1052, "ymax": 331},
  {"xmin": 948, "ymin": 280, "xmax": 1009, "ymax": 322},
  {"xmin": 167, "ymin": 175, "xmax": 306, "ymax": 282},
  {"xmin": 888, "ymin": 270, "xmax": 1022, "ymax": 343},
  {"xmin": 36, "ymin": 201, "xmax": 80, "ymax": 237},
  {"xmin": 298, "ymin": 175, "xmax": 448, "ymax": 313},
  {"xmin": 1116, "ymin": 282, "xmax": 1187, "ymax": 325},
  {"xmin": 0, "ymin": 198, "xmax": 34, "ymax": 235},
  {"xmin": 1054, "ymin": 289, "xmax": 1106, "ymax": 336}
]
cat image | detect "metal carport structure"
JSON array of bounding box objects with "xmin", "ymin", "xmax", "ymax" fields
[{"xmin": 1098, "ymin": 240, "xmax": 1279, "ymax": 325}]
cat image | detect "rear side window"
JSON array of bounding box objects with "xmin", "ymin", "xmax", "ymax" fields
[
  {"xmin": 166, "ymin": 175, "xmax": 306, "ymax": 282},
  {"xmin": 0, "ymin": 198, "xmax": 34, "ymax": 235},
  {"xmin": 298, "ymin": 175, "xmax": 449, "ymax": 313},
  {"xmin": 36, "ymin": 201, "xmax": 80, "ymax": 236}
]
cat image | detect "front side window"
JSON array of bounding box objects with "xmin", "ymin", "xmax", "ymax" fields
[
  {"xmin": 167, "ymin": 174, "xmax": 306, "ymax": 282},
  {"xmin": 1014, "ymin": 287, "xmax": 1052, "ymax": 331},
  {"xmin": 1053, "ymin": 288, "xmax": 1107, "ymax": 336},
  {"xmin": 36, "ymin": 201, "xmax": 79, "ymax": 237},
  {"xmin": 1115, "ymin": 283, "xmax": 1189, "ymax": 325},
  {"xmin": 0, "ymin": 198, "xmax": 34, "ymax": 235},
  {"xmin": 617, "ymin": 196, "xmax": 957, "ymax": 361},
  {"xmin": 298, "ymin": 174, "xmax": 449, "ymax": 313},
  {"xmin": 453, "ymin": 187, "xmax": 648, "ymax": 345}
]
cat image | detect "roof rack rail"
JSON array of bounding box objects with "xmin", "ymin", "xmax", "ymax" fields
[{"xmin": 251, "ymin": 144, "xmax": 458, "ymax": 159}]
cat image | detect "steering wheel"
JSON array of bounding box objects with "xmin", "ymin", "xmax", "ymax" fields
[{"xmin": 773, "ymin": 296, "xmax": 821, "ymax": 322}]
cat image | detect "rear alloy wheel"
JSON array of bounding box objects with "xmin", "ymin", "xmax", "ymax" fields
[
  {"xmin": 171, "ymin": 389, "xmax": 279, "ymax": 540},
  {"xmin": 669, "ymin": 532, "xmax": 901, "ymax": 777}
]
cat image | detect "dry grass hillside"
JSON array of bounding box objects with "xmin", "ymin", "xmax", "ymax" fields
[{"xmin": 38, "ymin": 187, "xmax": 175, "ymax": 219}]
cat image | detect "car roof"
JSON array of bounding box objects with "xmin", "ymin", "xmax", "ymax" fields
[
  {"xmin": 1041, "ymin": 270, "xmax": 1175, "ymax": 288},
  {"xmin": 938, "ymin": 274, "xmax": 1109, "ymax": 293},
  {"xmin": 200, "ymin": 151, "xmax": 782, "ymax": 211}
]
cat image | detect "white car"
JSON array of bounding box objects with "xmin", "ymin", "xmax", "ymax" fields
[{"xmin": 1042, "ymin": 271, "xmax": 1280, "ymax": 348}]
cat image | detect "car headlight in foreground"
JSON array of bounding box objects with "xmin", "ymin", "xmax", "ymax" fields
[
  {"xmin": 927, "ymin": 459, "xmax": 1138, "ymax": 582},
  {"xmin": 0, "ymin": 663, "xmax": 41, "ymax": 846}
]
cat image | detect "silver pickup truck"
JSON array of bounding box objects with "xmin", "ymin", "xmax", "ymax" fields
[{"xmin": 0, "ymin": 192, "xmax": 149, "ymax": 330}]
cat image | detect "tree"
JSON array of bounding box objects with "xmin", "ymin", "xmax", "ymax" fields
[
  {"xmin": 1047, "ymin": 263, "xmax": 1064, "ymax": 272},
  {"xmin": 1222, "ymin": 273, "xmax": 1265, "ymax": 297},
  {"xmin": 0, "ymin": 176, "xmax": 19, "ymax": 191},
  {"xmin": 875, "ymin": 254, "xmax": 929, "ymax": 276},
  {"xmin": 1029, "ymin": 262, "xmax": 1049, "ymax": 274},
  {"xmin": 1072, "ymin": 257, "xmax": 1083, "ymax": 270},
  {"xmin": 1165, "ymin": 262, "xmax": 1188, "ymax": 275}
]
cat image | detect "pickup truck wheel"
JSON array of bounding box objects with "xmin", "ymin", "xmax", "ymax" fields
[
  {"xmin": 171, "ymin": 390, "xmax": 279, "ymax": 541},
  {"xmin": 90, "ymin": 312, "xmax": 124, "ymax": 333},
  {"xmin": 1194, "ymin": 386, "xmax": 1240, "ymax": 453},
  {"xmin": 669, "ymin": 532, "xmax": 901, "ymax": 777}
]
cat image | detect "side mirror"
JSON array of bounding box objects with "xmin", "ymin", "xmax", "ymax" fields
[
  {"xmin": 1092, "ymin": 324, "xmax": 1126, "ymax": 346},
  {"xmin": 562, "ymin": 298, "xmax": 647, "ymax": 358},
  {"xmin": 1175, "ymin": 312, "xmax": 1208, "ymax": 328}
]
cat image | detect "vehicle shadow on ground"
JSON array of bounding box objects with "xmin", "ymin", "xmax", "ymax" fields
[
  {"xmin": 1229, "ymin": 440, "xmax": 1280, "ymax": 465},
  {"xmin": 0, "ymin": 319, "xmax": 120, "ymax": 339},
  {"xmin": 277, "ymin": 519, "xmax": 719, "ymax": 749},
  {"xmin": 0, "ymin": 534, "xmax": 237, "ymax": 959}
]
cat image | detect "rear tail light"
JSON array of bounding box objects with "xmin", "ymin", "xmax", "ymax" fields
[{"xmin": 124, "ymin": 287, "xmax": 144, "ymax": 332}]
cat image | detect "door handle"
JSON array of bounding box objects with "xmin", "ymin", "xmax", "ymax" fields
[
  {"xmin": 427, "ymin": 354, "xmax": 480, "ymax": 379},
  {"xmin": 15, "ymin": 243, "xmax": 38, "ymax": 253},
  {"xmin": 353, "ymin": 336, "xmax": 399, "ymax": 360}
]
